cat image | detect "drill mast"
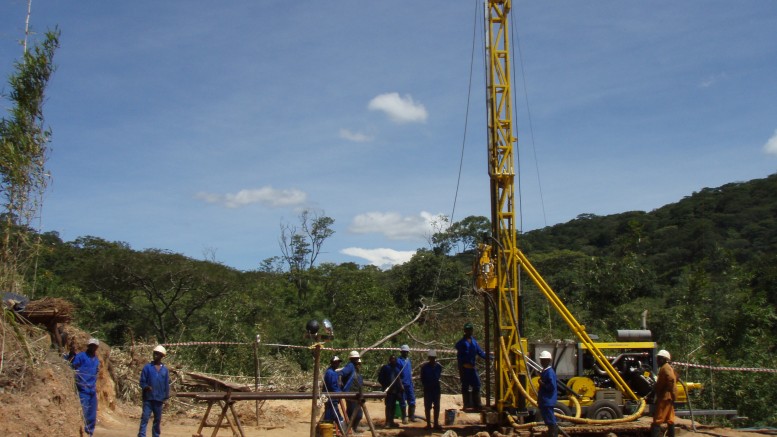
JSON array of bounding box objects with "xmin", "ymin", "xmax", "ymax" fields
[
  {"xmin": 484, "ymin": 0, "xmax": 523, "ymax": 412},
  {"xmin": 480, "ymin": 0, "xmax": 639, "ymax": 419}
]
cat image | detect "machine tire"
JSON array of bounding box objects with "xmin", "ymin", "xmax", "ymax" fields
[
  {"xmin": 553, "ymin": 402, "xmax": 573, "ymax": 417},
  {"xmin": 586, "ymin": 399, "xmax": 623, "ymax": 420}
]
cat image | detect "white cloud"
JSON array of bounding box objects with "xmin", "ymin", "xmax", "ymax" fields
[
  {"xmin": 196, "ymin": 186, "xmax": 307, "ymax": 208},
  {"xmin": 764, "ymin": 130, "xmax": 777, "ymax": 156},
  {"xmin": 349, "ymin": 211, "xmax": 444, "ymax": 240},
  {"xmin": 339, "ymin": 128, "xmax": 372, "ymax": 142},
  {"xmin": 368, "ymin": 92, "xmax": 428, "ymax": 124},
  {"xmin": 341, "ymin": 247, "xmax": 416, "ymax": 268}
]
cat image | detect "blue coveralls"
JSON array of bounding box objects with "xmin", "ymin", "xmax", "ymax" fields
[
  {"xmin": 71, "ymin": 351, "xmax": 100, "ymax": 436},
  {"xmin": 378, "ymin": 361, "xmax": 403, "ymax": 424},
  {"xmin": 340, "ymin": 361, "xmax": 363, "ymax": 429},
  {"xmin": 323, "ymin": 366, "xmax": 343, "ymax": 423},
  {"xmin": 538, "ymin": 365, "xmax": 558, "ymax": 426},
  {"xmin": 420, "ymin": 361, "xmax": 442, "ymax": 416},
  {"xmin": 397, "ymin": 355, "xmax": 415, "ymax": 409},
  {"xmin": 138, "ymin": 362, "xmax": 170, "ymax": 437},
  {"xmin": 455, "ymin": 336, "xmax": 486, "ymax": 403}
]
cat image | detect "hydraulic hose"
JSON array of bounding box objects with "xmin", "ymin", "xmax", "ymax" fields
[
  {"xmin": 498, "ymin": 338, "xmax": 647, "ymax": 429},
  {"xmin": 679, "ymin": 379, "xmax": 697, "ymax": 432}
]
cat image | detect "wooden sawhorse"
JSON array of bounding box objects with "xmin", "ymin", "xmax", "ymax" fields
[{"xmin": 192, "ymin": 391, "xmax": 246, "ymax": 437}]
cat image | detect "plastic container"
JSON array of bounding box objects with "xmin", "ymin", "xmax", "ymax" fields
[{"xmin": 318, "ymin": 422, "xmax": 334, "ymax": 437}]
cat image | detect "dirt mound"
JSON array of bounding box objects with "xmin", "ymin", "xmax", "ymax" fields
[{"xmin": 0, "ymin": 314, "xmax": 83, "ymax": 436}]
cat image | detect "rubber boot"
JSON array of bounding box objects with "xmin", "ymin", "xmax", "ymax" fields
[
  {"xmin": 385, "ymin": 404, "xmax": 396, "ymax": 428},
  {"xmin": 549, "ymin": 424, "xmax": 559, "ymax": 437},
  {"xmin": 462, "ymin": 389, "xmax": 472, "ymax": 409},
  {"xmin": 433, "ymin": 406, "xmax": 442, "ymax": 430},
  {"xmin": 409, "ymin": 405, "xmax": 417, "ymax": 422},
  {"xmin": 425, "ymin": 408, "xmax": 432, "ymax": 430},
  {"xmin": 472, "ymin": 392, "xmax": 483, "ymax": 410},
  {"xmin": 401, "ymin": 406, "xmax": 408, "ymax": 424},
  {"xmin": 667, "ymin": 424, "xmax": 675, "ymax": 437},
  {"xmin": 650, "ymin": 424, "xmax": 661, "ymax": 437}
]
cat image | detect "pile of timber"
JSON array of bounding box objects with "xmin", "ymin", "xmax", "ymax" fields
[{"xmin": 16, "ymin": 297, "xmax": 74, "ymax": 324}]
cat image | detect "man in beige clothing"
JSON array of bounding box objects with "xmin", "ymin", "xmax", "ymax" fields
[{"xmin": 651, "ymin": 349, "xmax": 677, "ymax": 437}]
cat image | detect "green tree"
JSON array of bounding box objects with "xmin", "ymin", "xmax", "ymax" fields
[
  {"xmin": 432, "ymin": 215, "xmax": 490, "ymax": 255},
  {"xmin": 55, "ymin": 237, "xmax": 240, "ymax": 344},
  {"xmin": 309, "ymin": 262, "xmax": 401, "ymax": 347},
  {"xmin": 279, "ymin": 209, "xmax": 335, "ymax": 299},
  {"xmin": 384, "ymin": 249, "xmax": 468, "ymax": 307},
  {"xmin": 0, "ymin": 29, "xmax": 59, "ymax": 291},
  {"xmin": 119, "ymin": 250, "xmax": 239, "ymax": 342}
]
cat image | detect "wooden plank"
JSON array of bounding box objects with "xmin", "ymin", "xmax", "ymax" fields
[{"xmin": 185, "ymin": 372, "xmax": 251, "ymax": 392}]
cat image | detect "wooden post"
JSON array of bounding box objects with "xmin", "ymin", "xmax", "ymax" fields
[
  {"xmin": 254, "ymin": 337, "xmax": 260, "ymax": 423},
  {"xmin": 310, "ymin": 343, "xmax": 322, "ymax": 437}
]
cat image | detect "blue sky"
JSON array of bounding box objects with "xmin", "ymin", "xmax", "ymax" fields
[{"xmin": 1, "ymin": 1, "xmax": 775, "ymax": 271}]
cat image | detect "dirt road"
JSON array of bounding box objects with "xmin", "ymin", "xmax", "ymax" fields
[
  {"xmin": 89, "ymin": 395, "xmax": 763, "ymax": 437},
  {"xmin": 93, "ymin": 395, "xmax": 480, "ymax": 437}
]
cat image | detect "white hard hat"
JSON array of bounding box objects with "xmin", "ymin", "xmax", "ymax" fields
[
  {"xmin": 331, "ymin": 356, "xmax": 341, "ymax": 362},
  {"xmin": 539, "ymin": 350, "xmax": 552, "ymax": 360},
  {"xmin": 153, "ymin": 345, "xmax": 167, "ymax": 356},
  {"xmin": 400, "ymin": 344, "xmax": 410, "ymax": 352},
  {"xmin": 349, "ymin": 351, "xmax": 360, "ymax": 359},
  {"xmin": 87, "ymin": 338, "xmax": 100, "ymax": 346},
  {"xmin": 657, "ymin": 349, "xmax": 671, "ymax": 360},
  {"xmin": 427, "ymin": 349, "xmax": 437, "ymax": 357}
]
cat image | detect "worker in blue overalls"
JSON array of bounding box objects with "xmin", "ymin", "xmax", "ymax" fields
[
  {"xmin": 340, "ymin": 351, "xmax": 363, "ymax": 431},
  {"xmin": 420, "ymin": 349, "xmax": 443, "ymax": 430},
  {"xmin": 323, "ymin": 356, "xmax": 343, "ymax": 424},
  {"xmin": 378, "ymin": 355, "xmax": 404, "ymax": 428},
  {"xmin": 397, "ymin": 344, "xmax": 416, "ymax": 423},
  {"xmin": 138, "ymin": 345, "xmax": 170, "ymax": 437},
  {"xmin": 71, "ymin": 338, "xmax": 101, "ymax": 437},
  {"xmin": 538, "ymin": 350, "xmax": 559, "ymax": 437},
  {"xmin": 455, "ymin": 322, "xmax": 486, "ymax": 410}
]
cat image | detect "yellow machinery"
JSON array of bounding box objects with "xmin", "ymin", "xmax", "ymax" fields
[
  {"xmin": 476, "ymin": 0, "xmax": 642, "ymax": 425},
  {"xmin": 476, "ymin": 0, "xmax": 704, "ymax": 426}
]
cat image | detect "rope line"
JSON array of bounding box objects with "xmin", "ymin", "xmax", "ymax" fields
[
  {"xmin": 160, "ymin": 341, "xmax": 457, "ymax": 354},
  {"xmin": 674, "ymin": 361, "xmax": 777, "ymax": 374},
  {"xmin": 155, "ymin": 342, "xmax": 777, "ymax": 374}
]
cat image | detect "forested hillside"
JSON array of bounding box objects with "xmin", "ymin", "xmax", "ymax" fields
[{"xmin": 22, "ymin": 173, "xmax": 777, "ymax": 426}]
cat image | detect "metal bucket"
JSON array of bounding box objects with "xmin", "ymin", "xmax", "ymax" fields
[{"xmin": 444, "ymin": 408, "xmax": 457, "ymax": 425}]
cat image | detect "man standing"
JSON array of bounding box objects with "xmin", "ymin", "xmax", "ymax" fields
[
  {"xmin": 138, "ymin": 345, "xmax": 170, "ymax": 437},
  {"xmin": 71, "ymin": 338, "xmax": 100, "ymax": 437},
  {"xmin": 651, "ymin": 349, "xmax": 677, "ymax": 437},
  {"xmin": 341, "ymin": 351, "xmax": 364, "ymax": 431},
  {"xmin": 378, "ymin": 355, "xmax": 404, "ymax": 428},
  {"xmin": 323, "ymin": 356, "xmax": 343, "ymax": 425},
  {"xmin": 538, "ymin": 351, "xmax": 558, "ymax": 437},
  {"xmin": 397, "ymin": 344, "xmax": 416, "ymax": 423},
  {"xmin": 420, "ymin": 349, "xmax": 442, "ymax": 430},
  {"xmin": 455, "ymin": 322, "xmax": 486, "ymax": 409}
]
